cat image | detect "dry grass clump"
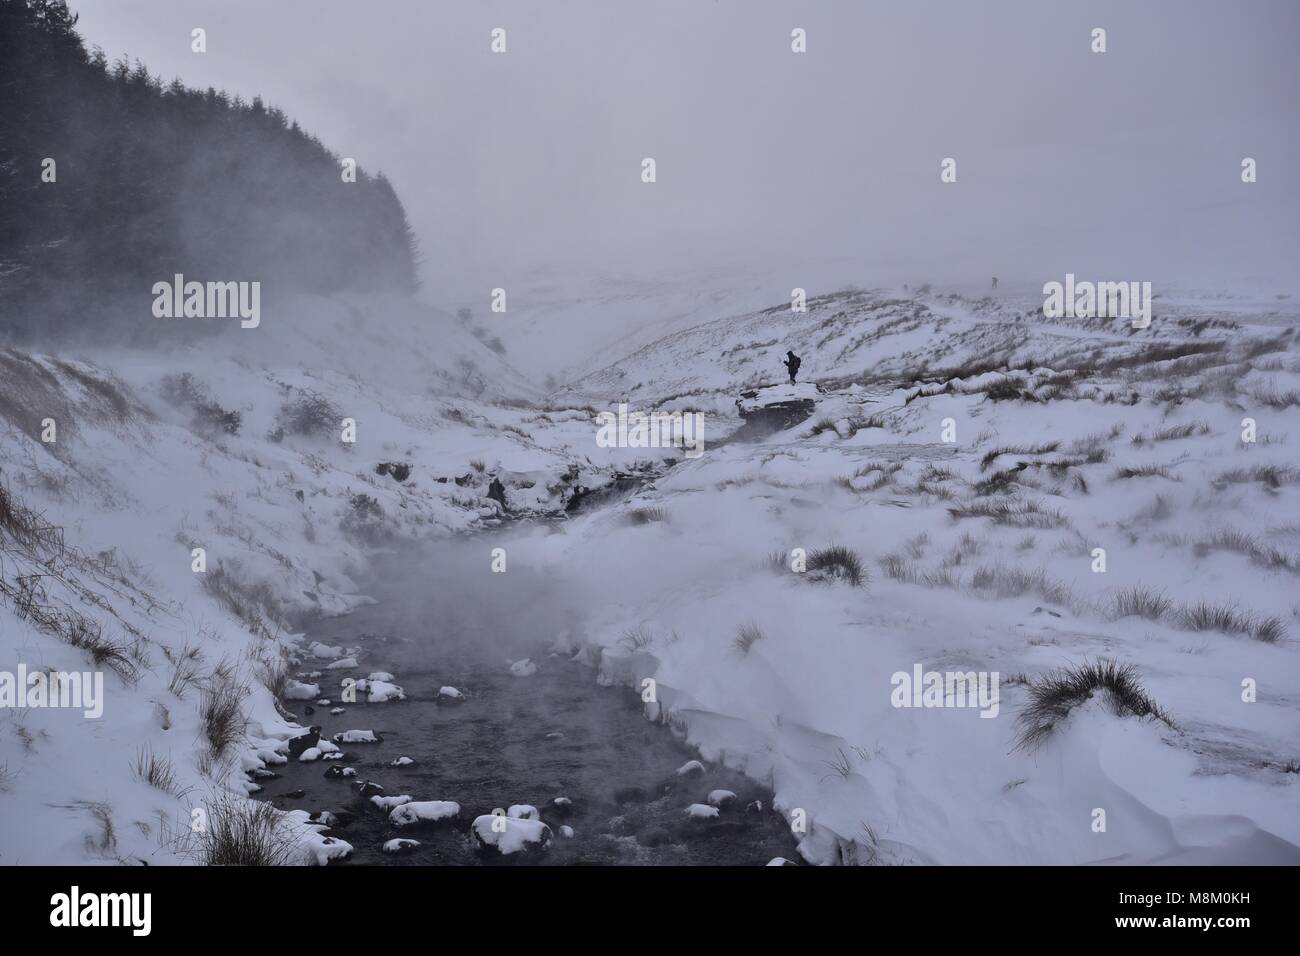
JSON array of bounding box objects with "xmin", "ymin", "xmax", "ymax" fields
[
  {"xmin": 1016, "ymin": 659, "xmax": 1174, "ymax": 751},
  {"xmin": 947, "ymin": 499, "xmax": 1068, "ymax": 529},
  {"xmin": 806, "ymin": 545, "xmax": 867, "ymax": 587}
]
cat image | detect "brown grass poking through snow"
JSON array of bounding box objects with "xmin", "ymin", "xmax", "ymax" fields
[
  {"xmin": 1212, "ymin": 465, "xmax": 1300, "ymax": 489},
  {"xmin": 1016, "ymin": 659, "xmax": 1174, "ymax": 751},
  {"xmin": 1130, "ymin": 422, "xmax": 1210, "ymax": 445},
  {"xmin": 619, "ymin": 624, "xmax": 655, "ymax": 651},
  {"xmin": 1111, "ymin": 587, "xmax": 1172, "ymax": 620},
  {"xmin": 132, "ymin": 746, "xmax": 179, "ymax": 794},
  {"xmin": 624, "ymin": 506, "xmax": 670, "ymax": 526},
  {"xmin": 200, "ymin": 565, "xmax": 281, "ymax": 641},
  {"xmin": 806, "ymin": 545, "xmax": 867, "ymax": 586},
  {"xmin": 190, "ymin": 795, "xmax": 302, "ymax": 866},
  {"xmin": 1114, "ymin": 464, "xmax": 1179, "ymax": 481},
  {"xmin": 732, "ymin": 621, "xmax": 767, "ymax": 655},
  {"xmin": 1176, "ymin": 601, "xmax": 1287, "ymax": 643},
  {"xmin": 199, "ymin": 672, "xmax": 247, "ymax": 757},
  {"xmin": 979, "ymin": 443, "xmax": 1061, "ymax": 471},
  {"xmin": 947, "ymin": 498, "xmax": 1069, "ymax": 529},
  {"xmin": 970, "ymin": 564, "xmax": 1072, "ymax": 605}
]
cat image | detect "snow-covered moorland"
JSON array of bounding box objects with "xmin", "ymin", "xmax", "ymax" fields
[{"xmin": 2, "ymin": 282, "xmax": 1299, "ymax": 865}]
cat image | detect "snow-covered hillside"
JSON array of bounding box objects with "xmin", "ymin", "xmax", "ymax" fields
[
  {"xmin": 3, "ymin": 280, "xmax": 1299, "ymax": 865},
  {"xmin": 533, "ymin": 283, "xmax": 1300, "ymax": 863},
  {"xmin": 0, "ymin": 293, "xmax": 612, "ymax": 864}
]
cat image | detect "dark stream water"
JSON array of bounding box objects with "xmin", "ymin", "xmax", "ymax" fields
[{"xmin": 257, "ymin": 549, "xmax": 801, "ymax": 866}]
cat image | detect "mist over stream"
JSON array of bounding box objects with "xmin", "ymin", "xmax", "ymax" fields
[{"xmin": 260, "ymin": 528, "xmax": 801, "ymax": 864}]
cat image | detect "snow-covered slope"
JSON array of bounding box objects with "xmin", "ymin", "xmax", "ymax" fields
[
  {"xmin": 514, "ymin": 283, "xmax": 1300, "ymax": 864},
  {"xmin": 0, "ymin": 292, "xmax": 603, "ymax": 864},
  {"xmin": 4, "ymin": 279, "xmax": 1299, "ymax": 866}
]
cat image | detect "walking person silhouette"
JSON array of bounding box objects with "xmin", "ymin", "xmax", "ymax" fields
[{"xmin": 783, "ymin": 350, "xmax": 802, "ymax": 384}]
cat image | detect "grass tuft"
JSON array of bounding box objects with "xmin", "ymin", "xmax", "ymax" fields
[
  {"xmin": 1111, "ymin": 587, "xmax": 1172, "ymax": 620},
  {"xmin": 731, "ymin": 621, "xmax": 767, "ymax": 655},
  {"xmin": 807, "ymin": 545, "xmax": 867, "ymax": 587},
  {"xmin": 192, "ymin": 796, "xmax": 302, "ymax": 866},
  {"xmin": 624, "ymin": 506, "xmax": 669, "ymax": 526},
  {"xmin": 199, "ymin": 673, "xmax": 247, "ymax": 757},
  {"xmin": 1016, "ymin": 659, "xmax": 1174, "ymax": 751}
]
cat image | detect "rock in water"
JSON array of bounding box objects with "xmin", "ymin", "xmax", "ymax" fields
[{"xmin": 470, "ymin": 814, "xmax": 552, "ymax": 854}]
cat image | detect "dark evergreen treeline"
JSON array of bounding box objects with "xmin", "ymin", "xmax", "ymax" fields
[{"xmin": 0, "ymin": 0, "xmax": 420, "ymax": 342}]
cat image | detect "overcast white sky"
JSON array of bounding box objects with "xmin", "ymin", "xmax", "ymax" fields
[{"xmin": 72, "ymin": 0, "xmax": 1300, "ymax": 303}]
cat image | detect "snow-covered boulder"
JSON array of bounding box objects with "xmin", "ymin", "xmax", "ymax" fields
[
  {"xmin": 382, "ymin": 839, "xmax": 421, "ymax": 856},
  {"xmin": 389, "ymin": 756, "xmax": 415, "ymax": 767},
  {"xmin": 390, "ymin": 801, "xmax": 461, "ymax": 827},
  {"xmin": 507, "ymin": 804, "xmax": 539, "ymax": 820},
  {"xmin": 471, "ymin": 814, "xmax": 552, "ymax": 854},
  {"xmin": 676, "ymin": 760, "xmax": 705, "ymax": 776},
  {"xmin": 351, "ymin": 678, "xmax": 405, "ymax": 702},
  {"xmin": 333, "ymin": 729, "xmax": 381, "ymax": 744},
  {"xmin": 438, "ymin": 685, "xmax": 465, "ymax": 701},
  {"xmin": 685, "ymin": 803, "xmax": 720, "ymax": 819},
  {"xmin": 370, "ymin": 794, "xmax": 413, "ymax": 810},
  {"xmin": 508, "ymin": 658, "xmax": 537, "ymax": 678},
  {"xmin": 284, "ymin": 680, "xmax": 320, "ymax": 700},
  {"xmin": 707, "ymin": 789, "xmax": 737, "ymax": 808}
]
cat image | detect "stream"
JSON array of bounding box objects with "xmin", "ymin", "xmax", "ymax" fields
[{"xmin": 256, "ymin": 537, "xmax": 801, "ymax": 866}]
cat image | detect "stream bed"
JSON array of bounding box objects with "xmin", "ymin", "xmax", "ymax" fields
[{"xmin": 258, "ymin": 559, "xmax": 801, "ymax": 866}]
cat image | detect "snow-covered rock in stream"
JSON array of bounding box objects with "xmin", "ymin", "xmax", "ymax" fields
[
  {"xmin": 284, "ymin": 680, "xmax": 320, "ymax": 701},
  {"xmin": 686, "ymin": 803, "xmax": 720, "ymax": 819},
  {"xmin": 351, "ymin": 678, "xmax": 405, "ymax": 702},
  {"xmin": 333, "ymin": 729, "xmax": 382, "ymax": 744},
  {"xmin": 284, "ymin": 809, "xmax": 354, "ymax": 865},
  {"xmin": 471, "ymin": 814, "xmax": 552, "ymax": 854},
  {"xmin": 370, "ymin": 794, "xmax": 413, "ymax": 810},
  {"xmin": 676, "ymin": 760, "xmax": 705, "ymax": 777},
  {"xmin": 382, "ymin": 838, "xmax": 421, "ymax": 855},
  {"xmin": 507, "ymin": 804, "xmax": 539, "ymax": 820},
  {"xmin": 708, "ymin": 789, "xmax": 737, "ymax": 808},
  {"xmin": 438, "ymin": 685, "xmax": 466, "ymax": 701},
  {"xmin": 508, "ymin": 658, "xmax": 537, "ymax": 678},
  {"xmin": 389, "ymin": 756, "xmax": 415, "ymax": 767},
  {"xmin": 390, "ymin": 801, "xmax": 461, "ymax": 827}
]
